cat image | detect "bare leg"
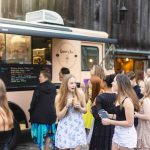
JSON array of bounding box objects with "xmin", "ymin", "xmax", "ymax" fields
[
  {"xmin": 44, "ymin": 137, "xmax": 50, "ymax": 150},
  {"xmin": 138, "ymin": 148, "xmax": 150, "ymax": 150},
  {"xmin": 112, "ymin": 142, "xmax": 119, "ymax": 150},
  {"xmin": 74, "ymin": 146, "xmax": 80, "ymax": 150},
  {"xmin": 119, "ymin": 146, "xmax": 134, "ymax": 150}
]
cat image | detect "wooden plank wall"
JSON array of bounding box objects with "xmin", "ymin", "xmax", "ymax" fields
[{"xmin": 0, "ymin": 0, "xmax": 150, "ymax": 50}]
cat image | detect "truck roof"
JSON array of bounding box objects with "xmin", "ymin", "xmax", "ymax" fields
[{"xmin": 0, "ymin": 18, "xmax": 117, "ymax": 43}]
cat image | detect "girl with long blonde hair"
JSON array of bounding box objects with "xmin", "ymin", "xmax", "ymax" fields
[
  {"xmin": 55, "ymin": 74, "xmax": 87, "ymax": 150},
  {"xmin": 0, "ymin": 78, "xmax": 14, "ymax": 149},
  {"xmin": 0, "ymin": 79, "xmax": 13, "ymax": 130}
]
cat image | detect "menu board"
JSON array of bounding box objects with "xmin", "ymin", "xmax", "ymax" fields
[{"xmin": 0, "ymin": 64, "xmax": 52, "ymax": 91}]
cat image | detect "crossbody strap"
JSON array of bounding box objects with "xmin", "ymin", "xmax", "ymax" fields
[{"xmin": 122, "ymin": 97, "xmax": 128, "ymax": 105}]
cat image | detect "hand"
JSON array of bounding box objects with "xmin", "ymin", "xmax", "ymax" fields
[
  {"xmin": 134, "ymin": 112, "xmax": 138, "ymax": 118},
  {"xmin": 102, "ymin": 118, "xmax": 111, "ymax": 125},
  {"xmin": 74, "ymin": 102, "xmax": 82, "ymax": 110},
  {"xmin": 66, "ymin": 98, "xmax": 73, "ymax": 108}
]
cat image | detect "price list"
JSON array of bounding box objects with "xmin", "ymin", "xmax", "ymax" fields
[{"xmin": 0, "ymin": 64, "xmax": 51, "ymax": 91}]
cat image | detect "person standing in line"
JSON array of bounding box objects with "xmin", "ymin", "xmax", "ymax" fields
[
  {"xmin": 0, "ymin": 79, "xmax": 14, "ymax": 149},
  {"xmin": 83, "ymin": 80, "xmax": 93, "ymax": 132},
  {"xmin": 29, "ymin": 68, "xmax": 57, "ymax": 150},
  {"xmin": 127, "ymin": 71, "xmax": 143, "ymax": 127},
  {"xmin": 86, "ymin": 65, "xmax": 106, "ymax": 144},
  {"xmin": 90, "ymin": 65, "xmax": 105, "ymax": 80},
  {"xmin": 102, "ymin": 74, "xmax": 140, "ymax": 150},
  {"xmin": 135, "ymin": 78, "xmax": 150, "ymax": 150},
  {"xmin": 146, "ymin": 68, "xmax": 150, "ymax": 78},
  {"xmin": 55, "ymin": 74, "xmax": 87, "ymax": 150},
  {"xmin": 89, "ymin": 74, "xmax": 116, "ymax": 150},
  {"xmin": 90, "ymin": 65, "xmax": 105, "ymax": 91},
  {"xmin": 127, "ymin": 71, "xmax": 143, "ymax": 99},
  {"xmin": 83, "ymin": 76, "xmax": 102, "ymax": 137},
  {"xmin": 138, "ymin": 80, "xmax": 144, "ymax": 90},
  {"xmin": 59, "ymin": 67, "xmax": 70, "ymax": 81}
]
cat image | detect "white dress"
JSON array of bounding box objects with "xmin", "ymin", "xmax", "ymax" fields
[{"xmin": 55, "ymin": 106, "xmax": 87, "ymax": 149}]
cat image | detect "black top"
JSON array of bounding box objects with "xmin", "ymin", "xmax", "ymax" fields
[
  {"xmin": 115, "ymin": 97, "xmax": 127, "ymax": 121},
  {"xmin": 29, "ymin": 80, "xmax": 56, "ymax": 125},
  {"xmin": 0, "ymin": 130, "xmax": 13, "ymax": 149},
  {"xmin": 90, "ymin": 93, "xmax": 116, "ymax": 150}
]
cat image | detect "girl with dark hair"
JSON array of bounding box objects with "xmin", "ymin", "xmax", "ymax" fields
[
  {"xmin": 89, "ymin": 74, "xmax": 116, "ymax": 150},
  {"xmin": 29, "ymin": 68, "xmax": 56, "ymax": 150},
  {"xmin": 102, "ymin": 74, "xmax": 140, "ymax": 150}
]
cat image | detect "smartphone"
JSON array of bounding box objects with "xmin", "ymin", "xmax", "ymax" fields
[{"xmin": 98, "ymin": 109, "xmax": 109, "ymax": 119}]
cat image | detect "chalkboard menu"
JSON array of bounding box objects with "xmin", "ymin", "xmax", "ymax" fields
[{"xmin": 0, "ymin": 64, "xmax": 52, "ymax": 91}]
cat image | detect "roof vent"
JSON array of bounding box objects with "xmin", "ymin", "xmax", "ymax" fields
[{"xmin": 25, "ymin": 9, "xmax": 64, "ymax": 25}]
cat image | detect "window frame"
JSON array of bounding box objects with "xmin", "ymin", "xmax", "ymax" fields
[{"xmin": 81, "ymin": 45, "xmax": 99, "ymax": 71}]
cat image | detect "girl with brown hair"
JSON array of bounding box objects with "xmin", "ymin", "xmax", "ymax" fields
[
  {"xmin": 55, "ymin": 74, "xmax": 87, "ymax": 150},
  {"xmin": 90, "ymin": 65, "xmax": 105, "ymax": 80},
  {"xmin": 102, "ymin": 74, "xmax": 140, "ymax": 150},
  {"xmin": 90, "ymin": 65, "xmax": 105, "ymax": 96},
  {"xmin": 0, "ymin": 79, "xmax": 14, "ymax": 149}
]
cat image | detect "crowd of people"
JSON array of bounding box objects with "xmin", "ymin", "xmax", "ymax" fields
[{"xmin": 0, "ymin": 66, "xmax": 150, "ymax": 150}]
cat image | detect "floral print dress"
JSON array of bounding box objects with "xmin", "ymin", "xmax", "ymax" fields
[{"xmin": 55, "ymin": 106, "xmax": 87, "ymax": 149}]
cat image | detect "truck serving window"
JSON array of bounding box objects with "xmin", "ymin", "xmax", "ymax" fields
[
  {"xmin": 0, "ymin": 33, "xmax": 52, "ymax": 90},
  {"xmin": 6, "ymin": 34, "xmax": 31, "ymax": 64},
  {"xmin": 32, "ymin": 37, "xmax": 52, "ymax": 65},
  {"xmin": 0, "ymin": 33, "xmax": 52, "ymax": 65},
  {"xmin": 81, "ymin": 46, "xmax": 99, "ymax": 71}
]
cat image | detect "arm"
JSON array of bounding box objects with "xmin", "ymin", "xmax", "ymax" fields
[
  {"xmin": 51, "ymin": 85, "xmax": 57, "ymax": 104},
  {"xmin": 77, "ymin": 90, "xmax": 87, "ymax": 114},
  {"xmin": 29, "ymin": 88, "xmax": 39, "ymax": 113},
  {"xmin": 108, "ymin": 114, "xmax": 116, "ymax": 120},
  {"xmin": 102, "ymin": 98, "xmax": 134, "ymax": 127},
  {"xmin": 135, "ymin": 98, "xmax": 150, "ymax": 121},
  {"xmin": 55, "ymin": 95, "xmax": 72, "ymax": 120},
  {"xmin": 91, "ymin": 95, "xmax": 103, "ymax": 119}
]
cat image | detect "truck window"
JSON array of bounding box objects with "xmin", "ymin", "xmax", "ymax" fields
[
  {"xmin": 32, "ymin": 37, "xmax": 52, "ymax": 65},
  {"xmin": 6, "ymin": 34, "xmax": 31, "ymax": 64},
  {"xmin": 0, "ymin": 33, "xmax": 5, "ymax": 63},
  {"xmin": 81, "ymin": 46, "xmax": 99, "ymax": 71},
  {"xmin": 0, "ymin": 33, "xmax": 52, "ymax": 65}
]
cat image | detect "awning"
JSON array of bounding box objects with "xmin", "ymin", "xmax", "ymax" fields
[
  {"xmin": 0, "ymin": 18, "xmax": 117, "ymax": 44},
  {"xmin": 114, "ymin": 49, "xmax": 150, "ymax": 55},
  {"xmin": 114, "ymin": 49, "xmax": 150, "ymax": 59}
]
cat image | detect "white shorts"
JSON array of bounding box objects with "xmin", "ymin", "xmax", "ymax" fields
[{"xmin": 113, "ymin": 125, "xmax": 137, "ymax": 148}]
